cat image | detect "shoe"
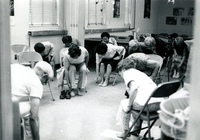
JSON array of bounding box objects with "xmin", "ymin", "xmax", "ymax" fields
[
  {"xmin": 78, "ymin": 88, "xmax": 86, "ymax": 96},
  {"xmin": 65, "ymin": 90, "xmax": 71, "ymax": 99},
  {"xmin": 70, "ymin": 89, "xmax": 78, "ymax": 97},
  {"xmin": 60, "ymin": 90, "xmax": 66, "ymax": 99}
]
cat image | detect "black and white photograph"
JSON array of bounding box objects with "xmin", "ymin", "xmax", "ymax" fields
[{"xmin": 0, "ymin": 0, "xmax": 198, "ymax": 140}]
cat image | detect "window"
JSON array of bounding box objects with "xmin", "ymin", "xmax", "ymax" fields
[
  {"xmin": 86, "ymin": 0, "xmax": 135, "ymax": 30},
  {"xmin": 29, "ymin": 0, "xmax": 58, "ymax": 26},
  {"xmin": 88, "ymin": 0, "xmax": 106, "ymax": 26}
]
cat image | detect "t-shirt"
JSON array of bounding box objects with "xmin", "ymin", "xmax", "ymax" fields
[
  {"xmin": 123, "ymin": 69, "xmax": 163, "ymax": 105},
  {"xmin": 127, "ymin": 53, "xmax": 149, "ymax": 71},
  {"xmin": 11, "ymin": 64, "xmax": 43, "ymax": 99},
  {"xmin": 96, "ymin": 43, "xmax": 124, "ymax": 64},
  {"xmin": 64, "ymin": 46, "xmax": 88, "ymax": 64}
]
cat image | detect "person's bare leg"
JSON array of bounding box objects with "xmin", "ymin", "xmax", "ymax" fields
[
  {"xmin": 102, "ymin": 64, "xmax": 112, "ymax": 87},
  {"xmin": 98, "ymin": 63, "xmax": 105, "ymax": 86}
]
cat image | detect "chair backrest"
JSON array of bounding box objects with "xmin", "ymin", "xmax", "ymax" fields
[
  {"xmin": 11, "ymin": 44, "xmax": 29, "ymax": 63},
  {"xmin": 59, "ymin": 48, "xmax": 68, "ymax": 67},
  {"xmin": 11, "ymin": 44, "xmax": 29, "ymax": 53},
  {"xmin": 152, "ymin": 80, "xmax": 181, "ymax": 98},
  {"xmin": 147, "ymin": 54, "xmax": 163, "ymax": 73},
  {"xmin": 18, "ymin": 51, "xmax": 43, "ymax": 68}
]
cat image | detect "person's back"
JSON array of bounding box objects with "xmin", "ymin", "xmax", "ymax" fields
[{"xmin": 11, "ymin": 64, "xmax": 43, "ymax": 100}]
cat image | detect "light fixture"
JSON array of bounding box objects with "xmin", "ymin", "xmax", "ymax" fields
[{"xmin": 168, "ymin": 0, "xmax": 175, "ymax": 4}]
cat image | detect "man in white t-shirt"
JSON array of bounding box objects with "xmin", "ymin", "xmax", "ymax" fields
[
  {"xmin": 11, "ymin": 61, "xmax": 53, "ymax": 140},
  {"xmin": 115, "ymin": 57, "xmax": 163, "ymax": 138}
]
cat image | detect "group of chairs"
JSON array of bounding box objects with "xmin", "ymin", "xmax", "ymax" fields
[{"xmin": 11, "ymin": 44, "xmax": 55, "ymax": 101}]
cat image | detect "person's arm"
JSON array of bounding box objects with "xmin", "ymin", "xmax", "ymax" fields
[
  {"xmin": 113, "ymin": 46, "xmax": 125, "ymax": 60},
  {"xmin": 123, "ymin": 81, "xmax": 138, "ymax": 113},
  {"xmin": 85, "ymin": 50, "xmax": 90, "ymax": 73},
  {"xmin": 85, "ymin": 50, "xmax": 89, "ymax": 67},
  {"xmin": 96, "ymin": 53, "xmax": 100, "ymax": 79},
  {"xmin": 146, "ymin": 59, "xmax": 160, "ymax": 80},
  {"xmin": 63, "ymin": 56, "xmax": 70, "ymax": 82},
  {"xmin": 30, "ymin": 97, "xmax": 40, "ymax": 140}
]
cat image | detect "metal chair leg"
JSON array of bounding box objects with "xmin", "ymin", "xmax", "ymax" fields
[{"xmin": 47, "ymin": 81, "xmax": 55, "ymax": 101}]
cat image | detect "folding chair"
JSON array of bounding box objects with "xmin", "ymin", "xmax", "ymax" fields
[
  {"xmin": 11, "ymin": 44, "xmax": 29, "ymax": 63},
  {"xmin": 123, "ymin": 80, "xmax": 181, "ymax": 140},
  {"xmin": 147, "ymin": 54, "xmax": 163, "ymax": 84},
  {"xmin": 18, "ymin": 51, "xmax": 55, "ymax": 101},
  {"xmin": 110, "ymin": 47, "xmax": 126, "ymax": 86}
]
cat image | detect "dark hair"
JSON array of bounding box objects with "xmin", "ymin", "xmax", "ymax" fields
[
  {"xmin": 62, "ymin": 35, "xmax": 72, "ymax": 44},
  {"xmin": 170, "ymin": 33, "xmax": 179, "ymax": 39},
  {"xmin": 96, "ymin": 43, "xmax": 108, "ymax": 55},
  {"xmin": 174, "ymin": 36, "xmax": 184, "ymax": 47},
  {"xmin": 34, "ymin": 43, "xmax": 45, "ymax": 53},
  {"xmin": 116, "ymin": 58, "xmax": 137, "ymax": 72},
  {"xmin": 101, "ymin": 32, "xmax": 110, "ymax": 39},
  {"xmin": 68, "ymin": 43, "xmax": 81, "ymax": 58}
]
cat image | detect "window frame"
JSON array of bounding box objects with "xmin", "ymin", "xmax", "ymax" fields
[{"xmin": 29, "ymin": 0, "xmax": 63, "ymax": 30}]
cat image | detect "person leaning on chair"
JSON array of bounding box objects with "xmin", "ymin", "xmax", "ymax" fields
[
  {"xmin": 11, "ymin": 61, "xmax": 53, "ymax": 140},
  {"xmin": 128, "ymin": 40, "xmax": 160, "ymax": 82},
  {"xmin": 115, "ymin": 58, "xmax": 163, "ymax": 138},
  {"xmin": 63, "ymin": 43, "xmax": 89, "ymax": 97},
  {"xmin": 34, "ymin": 41, "xmax": 54, "ymax": 63}
]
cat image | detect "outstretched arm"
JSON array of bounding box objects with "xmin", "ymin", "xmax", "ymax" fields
[
  {"xmin": 123, "ymin": 81, "xmax": 138, "ymax": 113},
  {"xmin": 146, "ymin": 59, "xmax": 160, "ymax": 80}
]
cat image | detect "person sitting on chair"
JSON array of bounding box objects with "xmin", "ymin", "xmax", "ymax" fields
[
  {"xmin": 115, "ymin": 58, "xmax": 163, "ymax": 138},
  {"xmin": 34, "ymin": 41, "xmax": 54, "ymax": 64},
  {"xmin": 96, "ymin": 43, "xmax": 125, "ymax": 86},
  {"xmin": 101, "ymin": 32, "xmax": 110, "ymax": 44},
  {"xmin": 62, "ymin": 35, "xmax": 73, "ymax": 48},
  {"xmin": 63, "ymin": 43, "xmax": 89, "ymax": 97},
  {"xmin": 100, "ymin": 32, "xmax": 118, "ymax": 45},
  {"xmin": 11, "ymin": 61, "xmax": 53, "ymax": 140}
]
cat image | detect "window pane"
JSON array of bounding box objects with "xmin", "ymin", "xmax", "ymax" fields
[{"xmin": 29, "ymin": 0, "xmax": 58, "ymax": 26}]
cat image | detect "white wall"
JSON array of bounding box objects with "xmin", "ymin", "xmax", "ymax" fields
[
  {"xmin": 134, "ymin": 0, "xmax": 159, "ymax": 35},
  {"xmin": 157, "ymin": 0, "xmax": 194, "ymax": 36}
]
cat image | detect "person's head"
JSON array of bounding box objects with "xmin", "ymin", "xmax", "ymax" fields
[
  {"xmin": 96, "ymin": 43, "xmax": 108, "ymax": 56},
  {"xmin": 174, "ymin": 36, "xmax": 184, "ymax": 47},
  {"xmin": 144, "ymin": 36, "xmax": 156, "ymax": 53},
  {"xmin": 34, "ymin": 61, "xmax": 54, "ymax": 85},
  {"xmin": 34, "ymin": 43, "xmax": 45, "ymax": 55},
  {"xmin": 128, "ymin": 39, "xmax": 139, "ymax": 54},
  {"xmin": 116, "ymin": 58, "xmax": 137, "ymax": 77},
  {"xmin": 144, "ymin": 36, "xmax": 156, "ymax": 47},
  {"xmin": 101, "ymin": 32, "xmax": 110, "ymax": 44},
  {"xmin": 68, "ymin": 43, "xmax": 81, "ymax": 59},
  {"xmin": 170, "ymin": 33, "xmax": 179, "ymax": 40},
  {"xmin": 62, "ymin": 35, "xmax": 72, "ymax": 47}
]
